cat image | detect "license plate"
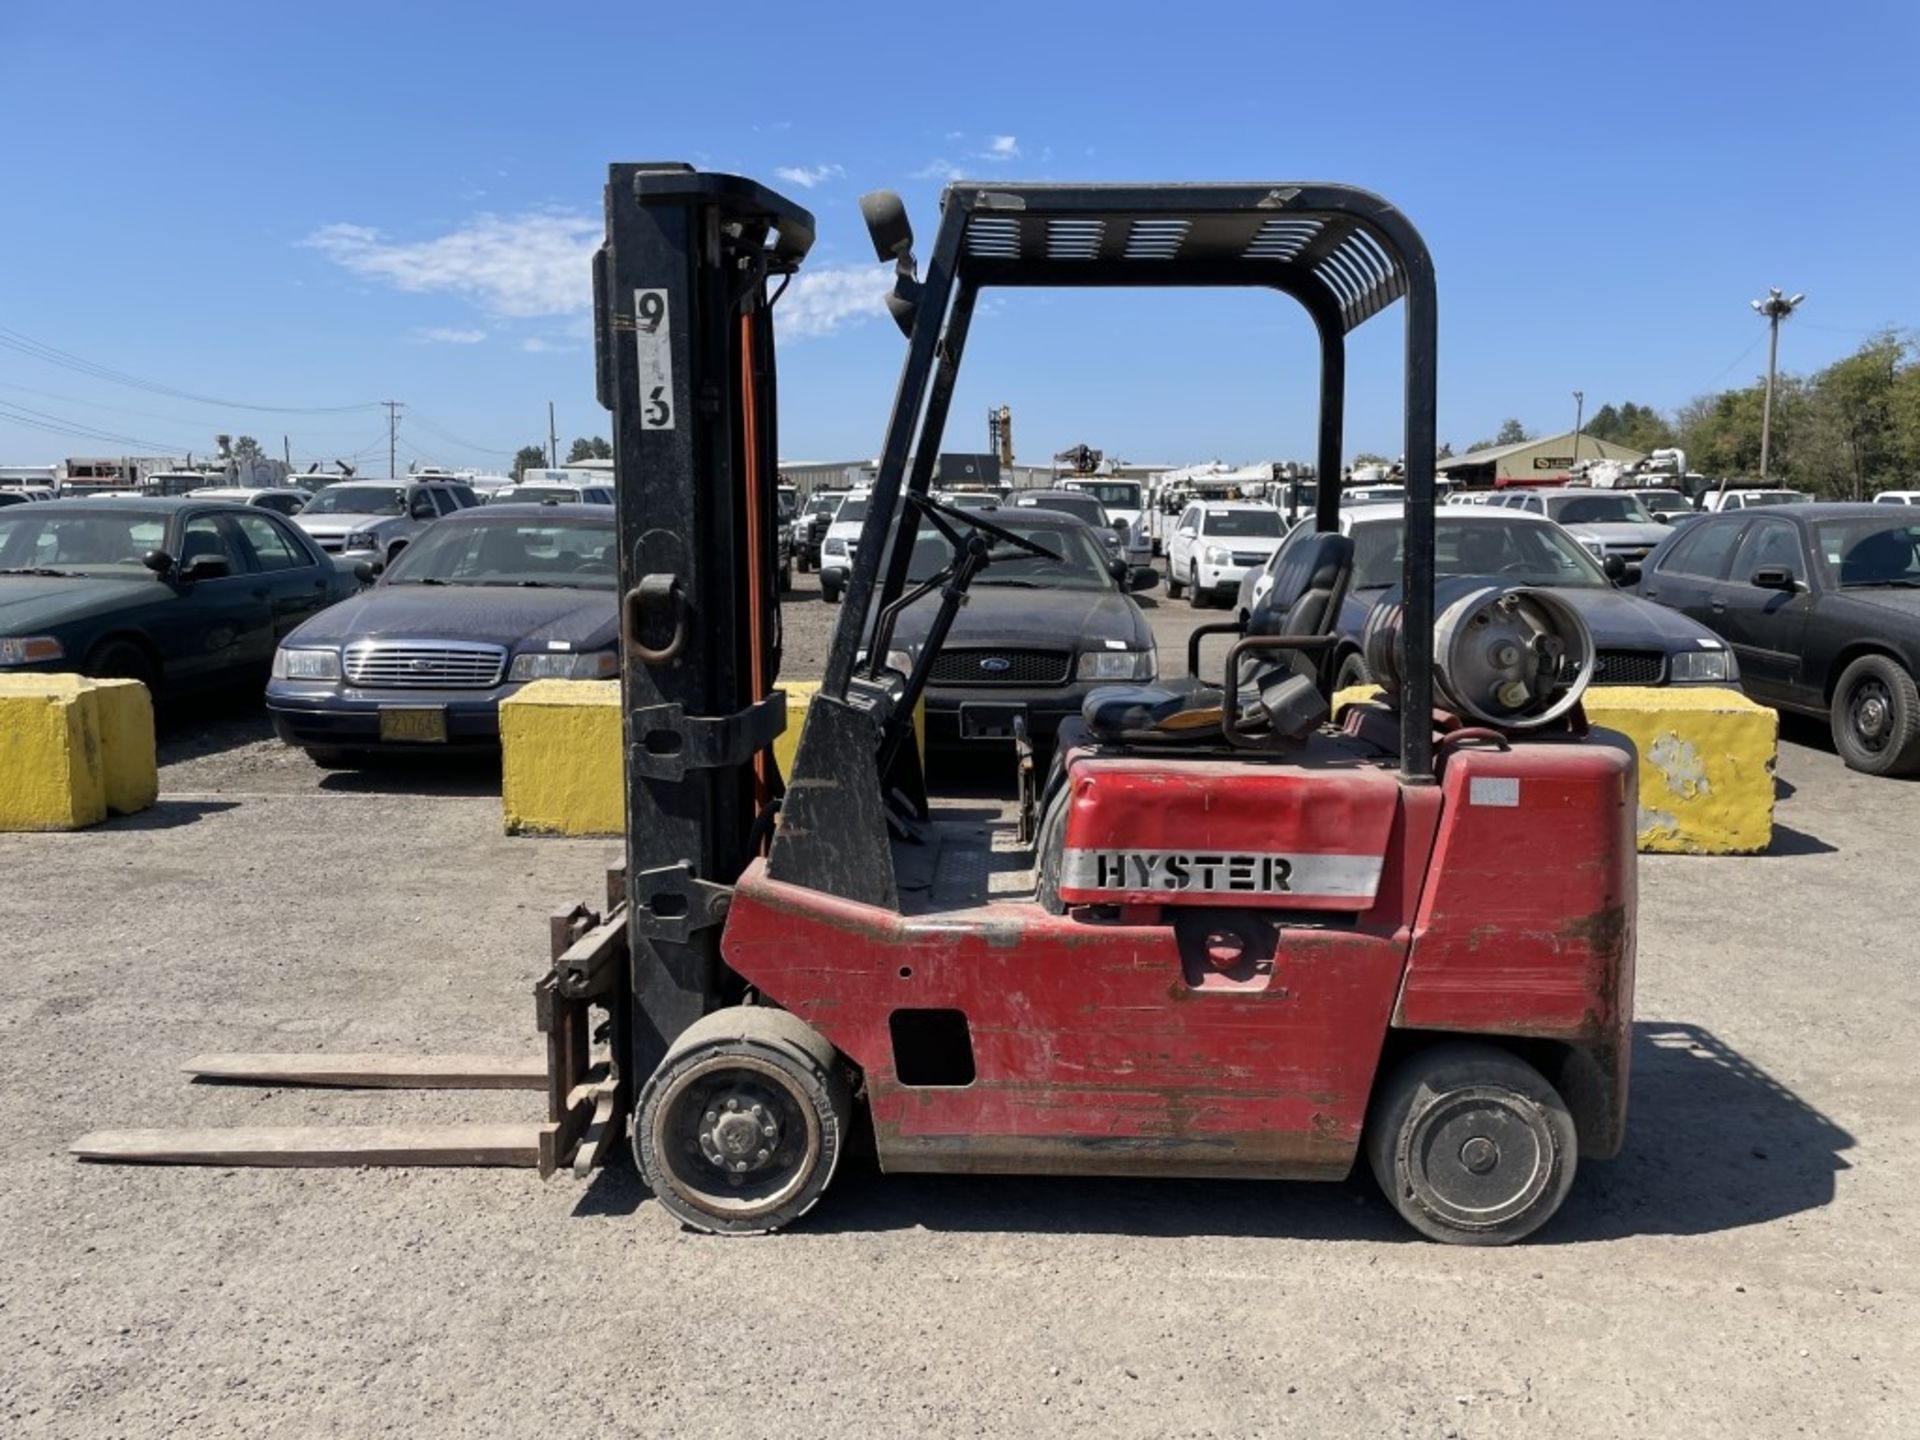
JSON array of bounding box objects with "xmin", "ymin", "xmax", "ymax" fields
[
  {"xmin": 958, "ymin": 701, "xmax": 1029, "ymax": 739},
  {"xmin": 378, "ymin": 706, "xmax": 448, "ymax": 743}
]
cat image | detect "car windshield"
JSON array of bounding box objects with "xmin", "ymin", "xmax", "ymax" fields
[
  {"xmin": 304, "ymin": 485, "xmax": 406, "ymax": 516},
  {"xmin": 1551, "ymin": 493, "xmax": 1653, "ymax": 524},
  {"xmin": 381, "ymin": 518, "xmax": 619, "ymax": 589},
  {"xmin": 1815, "ymin": 519, "xmax": 1920, "ymax": 587},
  {"xmin": 507, "ymin": 487, "xmax": 580, "ymax": 504},
  {"xmin": 0, "ymin": 510, "xmax": 169, "ymax": 574},
  {"xmin": 835, "ymin": 497, "xmax": 869, "ymax": 524},
  {"xmin": 1021, "ymin": 495, "xmax": 1110, "ymax": 528},
  {"xmin": 1350, "ymin": 517, "xmax": 1610, "ymax": 590},
  {"xmin": 1201, "ymin": 508, "xmax": 1283, "ymax": 538},
  {"xmin": 1637, "ymin": 490, "xmax": 1688, "ymax": 508},
  {"xmin": 1066, "ymin": 482, "xmax": 1142, "ymax": 509},
  {"xmin": 905, "ymin": 519, "xmax": 1112, "ymax": 591},
  {"xmin": 1744, "ymin": 491, "xmax": 1809, "ymax": 506},
  {"xmin": 806, "ymin": 495, "xmax": 842, "ymax": 516}
]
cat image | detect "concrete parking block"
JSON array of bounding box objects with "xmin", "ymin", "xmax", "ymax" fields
[
  {"xmin": 1332, "ymin": 682, "xmax": 1776, "ymax": 854},
  {"xmin": 89, "ymin": 677, "xmax": 159, "ymax": 815},
  {"xmin": 0, "ymin": 675, "xmax": 107, "ymax": 830}
]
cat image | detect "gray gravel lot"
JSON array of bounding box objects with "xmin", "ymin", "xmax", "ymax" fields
[{"xmin": 1, "ymin": 573, "xmax": 1915, "ymax": 1438}]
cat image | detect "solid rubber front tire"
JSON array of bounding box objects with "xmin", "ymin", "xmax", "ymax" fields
[
  {"xmin": 1366, "ymin": 1042, "xmax": 1578, "ymax": 1246},
  {"xmin": 1335, "ymin": 652, "xmax": 1374, "ymax": 691},
  {"xmin": 1830, "ymin": 654, "xmax": 1920, "ymax": 776},
  {"xmin": 635, "ymin": 1006, "xmax": 851, "ymax": 1235}
]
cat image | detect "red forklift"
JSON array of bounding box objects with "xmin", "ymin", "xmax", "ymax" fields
[
  {"xmin": 576, "ymin": 167, "xmax": 1635, "ymax": 1245},
  {"xmin": 79, "ymin": 167, "xmax": 1635, "ymax": 1245}
]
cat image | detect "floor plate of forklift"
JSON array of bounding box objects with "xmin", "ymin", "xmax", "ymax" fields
[{"xmin": 893, "ymin": 814, "xmax": 1038, "ymax": 915}]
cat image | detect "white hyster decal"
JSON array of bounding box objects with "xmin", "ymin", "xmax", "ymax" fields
[{"xmin": 1059, "ymin": 849, "xmax": 1382, "ymax": 898}]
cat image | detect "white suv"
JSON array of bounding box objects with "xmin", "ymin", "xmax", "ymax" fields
[
  {"xmin": 817, "ymin": 491, "xmax": 872, "ymax": 604},
  {"xmin": 1164, "ymin": 500, "xmax": 1290, "ymax": 608}
]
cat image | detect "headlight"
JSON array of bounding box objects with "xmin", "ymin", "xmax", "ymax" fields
[
  {"xmin": 271, "ymin": 647, "xmax": 341, "ymax": 680},
  {"xmin": 344, "ymin": 530, "xmax": 381, "ymax": 551},
  {"xmin": 824, "ymin": 538, "xmax": 847, "ymax": 557},
  {"xmin": 1669, "ymin": 648, "xmax": 1737, "ymax": 684},
  {"xmin": 1204, "ymin": 545, "xmax": 1232, "ymax": 565},
  {"xmin": 0, "ymin": 635, "xmax": 64, "ymax": 667},
  {"xmin": 508, "ymin": 651, "xmax": 620, "ymax": 682},
  {"xmin": 1076, "ymin": 649, "xmax": 1157, "ymax": 681},
  {"xmin": 1579, "ymin": 538, "xmax": 1606, "ymax": 557}
]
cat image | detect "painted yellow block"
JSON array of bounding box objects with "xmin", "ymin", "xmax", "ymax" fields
[
  {"xmin": 1329, "ymin": 682, "xmax": 1775, "ymax": 854},
  {"xmin": 0, "ymin": 675, "xmax": 107, "ymax": 830},
  {"xmin": 499, "ymin": 679, "xmax": 926, "ymax": 837},
  {"xmin": 1584, "ymin": 686, "xmax": 1776, "ymax": 855},
  {"xmin": 499, "ymin": 679, "xmax": 624, "ymax": 836},
  {"xmin": 89, "ymin": 677, "xmax": 159, "ymax": 815}
]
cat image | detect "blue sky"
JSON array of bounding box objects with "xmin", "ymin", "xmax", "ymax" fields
[{"xmin": 4, "ymin": 1, "xmax": 1915, "ymax": 474}]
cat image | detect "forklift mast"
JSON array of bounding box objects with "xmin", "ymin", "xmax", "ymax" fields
[{"xmin": 593, "ymin": 165, "xmax": 814, "ymax": 1077}]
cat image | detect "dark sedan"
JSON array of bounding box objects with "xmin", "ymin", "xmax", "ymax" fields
[
  {"xmin": 1635, "ymin": 504, "xmax": 1920, "ymax": 774},
  {"xmin": 868, "ymin": 509, "xmax": 1159, "ymax": 746},
  {"xmin": 0, "ymin": 498, "xmax": 352, "ymax": 695},
  {"xmin": 1248, "ymin": 505, "xmax": 1738, "ymax": 692},
  {"xmin": 265, "ymin": 504, "xmax": 617, "ymax": 765}
]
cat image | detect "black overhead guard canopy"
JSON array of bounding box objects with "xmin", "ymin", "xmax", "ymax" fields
[{"xmin": 822, "ymin": 180, "xmax": 1439, "ymax": 785}]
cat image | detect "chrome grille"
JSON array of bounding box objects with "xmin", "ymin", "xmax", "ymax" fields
[
  {"xmin": 1231, "ymin": 551, "xmax": 1270, "ymax": 566},
  {"xmin": 344, "ymin": 640, "xmax": 506, "ymax": 689},
  {"xmin": 927, "ymin": 647, "xmax": 1072, "ymax": 686}
]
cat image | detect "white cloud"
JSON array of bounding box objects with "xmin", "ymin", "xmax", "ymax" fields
[
  {"xmin": 984, "ymin": 135, "xmax": 1019, "ymax": 160},
  {"xmin": 302, "ymin": 212, "xmax": 599, "ymax": 318},
  {"xmin": 779, "ymin": 264, "xmax": 893, "ymax": 340},
  {"xmin": 774, "ymin": 163, "xmax": 844, "ymax": 189},
  {"xmin": 520, "ymin": 337, "xmax": 575, "ymax": 354},
  {"xmin": 912, "ymin": 158, "xmax": 966, "ymax": 182},
  {"xmin": 415, "ymin": 326, "xmax": 487, "ymax": 345}
]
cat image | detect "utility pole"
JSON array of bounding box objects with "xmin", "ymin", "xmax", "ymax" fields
[
  {"xmin": 282, "ymin": 434, "xmax": 291, "ymax": 468},
  {"xmin": 1570, "ymin": 391, "xmax": 1584, "ymax": 472},
  {"xmin": 1751, "ymin": 287, "xmax": 1805, "ymax": 481},
  {"xmin": 382, "ymin": 400, "xmax": 403, "ymax": 478},
  {"xmin": 548, "ymin": 401, "xmax": 559, "ymax": 468}
]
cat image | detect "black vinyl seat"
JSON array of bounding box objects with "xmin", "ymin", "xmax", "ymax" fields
[{"xmin": 1079, "ymin": 530, "xmax": 1354, "ymax": 746}]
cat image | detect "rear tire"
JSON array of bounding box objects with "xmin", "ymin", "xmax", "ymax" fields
[
  {"xmin": 1187, "ymin": 565, "xmax": 1208, "ymax": 609},
  {"xmin": 83, "ymin": 639, "xmax": 157, "ymax": 692},
  {"xmin": 822, "ymin": 581, "xmax": 841, "ymax": 605},
  {"xmin": 635, "ymin": 1006, "xmax": 851, "ymax": 1235},
  {"xmin": 779, "ymin": 562, "xmax": 793, "ymax": 594},
  {"xmin": 1366, "ymin": 1042, "xmax": 1578, "ymax": 1246},
  {"xmin": 1165, "ymin": 563, "xmax": 1184, "ymax": 599},
  {"xmin": 1830, "ymin": 654, "xmax": 1920, "ymax": 776},
  {"xmin": 1336, "ymin": 652, "xmax": 1374, "ymax": 691}
]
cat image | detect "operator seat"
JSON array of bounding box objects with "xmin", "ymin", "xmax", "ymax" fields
[{"xmin": 1077, "ymin": 530, "xmax": 1355, "ymax": 744}]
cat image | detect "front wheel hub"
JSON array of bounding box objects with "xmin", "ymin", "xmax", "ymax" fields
[
  {"xmin": 1857, "ymin": 691, "xmax": 1891, "ymax": 741},
  {"xmin": 698, "ymin": 1093, "xmax": 782, "ymax": 1173}
]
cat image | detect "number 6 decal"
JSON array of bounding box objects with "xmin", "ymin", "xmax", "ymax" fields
[{"xmin": 634, "ymin": 288, "xmax": 675, "ymax": 431}]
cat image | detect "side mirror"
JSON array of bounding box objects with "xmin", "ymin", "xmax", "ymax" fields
[
  {"xmin": 1178, "ymin": 526, "xmax": 1196, "ymax": 538},
  {"xmin": 353, "ymin": 559, "xmax": 384, "ymax": 584},
  {"xmin": 1602, "ymin": 554, "xmax": 1627, "ymax": 582},
  {"xmin": 1751, "ymin": 566, "xmax": 1798, "ymax": 592},
  {"xmin": 1108, "ymin": 558, "xmax": 1129, "ymax": 582},
  {"xmin": 142, "ymin": 549, "xmax": 174, "ymax": 576},
  {"xmin": 178, "ymin": 554, "xmax": 230, "ymax": 582},
  {"xmin": 410, "ymin": 499, "xmax": 437, "ymax": 519},
  {"xmin": 1129, "ymin": 567, "xmax": 1161, "ymax": 593}
]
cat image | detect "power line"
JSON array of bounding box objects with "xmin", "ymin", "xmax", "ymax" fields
[
  {"xmin": 0, "ymin": 324, "xmax": 384, "ymax": 415},
  {"xmin": 0, "ymin": 398, "xmax": 195, "ymax": 453},
  {"xmin": 405, "ymin": 409, "xmax": 519, "ymax": 457}
]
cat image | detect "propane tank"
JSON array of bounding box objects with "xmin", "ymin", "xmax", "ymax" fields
[{"xmin": 1362, "ymin": 577, "xmax": 1596, "ymax": 730}]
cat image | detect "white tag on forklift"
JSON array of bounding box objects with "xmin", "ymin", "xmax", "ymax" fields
[
  {"xmin": 633, "ymin": 288, "xmax": 675, "ymax": 430},
  {"xmin": 1470, "ymin": 776, "xmax": 1520, "ymax": 808}
]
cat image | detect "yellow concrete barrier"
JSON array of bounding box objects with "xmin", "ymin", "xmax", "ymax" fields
[
  {"xmin": 1331, "ymin": 683, "xmax": 1776, "ymax": 855},
  {"xmin": 1584, "ymin": 686, "xmax": 1776, "ymax": 855},
  {"xmin": 500, "ymin": 679, "xmax": 624, "ymax": 837},
  {"xmin": 500, "ymin": 678, "xmax": 925, "ymax": 837},
  {"xmin": 0, "ymin": 674, "xmax": 157, "ymax": 830}
]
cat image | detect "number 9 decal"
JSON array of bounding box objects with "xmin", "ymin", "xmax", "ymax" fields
[{"xmin": 634, "ymin": 288, "xmax": 675, "ymax": 431}]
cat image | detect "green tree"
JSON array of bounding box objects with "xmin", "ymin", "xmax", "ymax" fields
[
  {"xmin": 230, "ymin": 435, "xmax": 265, "ymax": 463},
  {"xmin": 566, "ymin": 436, "xmax": 613, "ymax": 463},
  {"xmin": 513, "ymin": 444, "xmax": 549, "ymax": 479},
  {"xmin": 1350, "ymin": 452, "xmax": 1391, "ymax": 466},
  {"xmin": 1584, "ymin": 401, "xmax": 1674, "ymax": 454},
  {"xmin": 1467, "ymin": 419, "xmax": 1532, "ymax": 453}
]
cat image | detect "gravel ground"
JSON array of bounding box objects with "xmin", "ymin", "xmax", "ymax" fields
[{"xmin": 1, "ymin": 583, "xmax": 1915, "ymax": 1438}]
